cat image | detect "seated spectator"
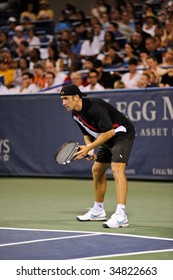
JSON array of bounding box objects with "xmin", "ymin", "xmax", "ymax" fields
[
  {"xmin": 100, "ymin": 31, "xmax": 119, "ymax": 54},
  {"xmin": 101, "ymin": 46, "xmax": 123, "ymax": 67},
  {"xmin": 142, "ymin": 12, "xmax": 157, "ymax": 37},
  {"xmin": 93, "ymin": 22, "xmax": 105, "ymax": 50},
  {"xmin": 13, "ymin": 56, "xmax": 30, "ymax": 86},
  {"xmin": 123, "ymin": 42, "xmax": 138, "ymax": 63},
  {"xmin": 12, "ymin": 25, "xmax": 25, "ymax": 49},
  {"xmin": 146, "ymin": 55, "xmax": 170, "ymax": 84},
  {"xmin": 43, "ymin": 71, "xmax": 56, "ymax": 93},
  {"xmin": 26, "ymin": 25, "xmax": 41, "ymax": 49},
  {"xmin": 20, "ymin": 3, "xmax": 37, "ymax": 23},
  {"xmin": 145, "ymin": 36, "xmax": 163, "ymax": 64},
  {"xmin": 70, "ymin": 71, "xmax": 85, "ymax": 91},
  {"xmin": 114, "ymin": 80, "xmax": 125, "ymax": 89},
  {"xmin": 117, "ymin": 11, "xmax": 134, "ymax": 42},
  {"xmin": 161, "ymin": 20, "xmax": 173, "ymax": 48},
  {"xmin": 33, "ymin": 62, "xmax": 46, "ymax": 89},
  {"xmin": 0, "ymin": 58, "xmax": 15, "ymax": 88},
  {"xmin": 0, "ymin": 31, "xmax": 11, "ymax": 50},
  {"xmin": 137, "ymin": 72, "xmax": 152, "ymax": 88},
  {"xmin": 28, "ymin": 48, "xmax": 42, "ymax": 70},
  {"xmin": 5, "ymin": 17, "xmax": 17, "ymax": 41},
  {"xmin": 160, "ymin": 69, "xmax": 173, "ymax": 87},
  {"xmin": 160, "ymin": 47, "xmax": 173, "ymax": 67},
  {"xmin": 37, "ymin": 0, "xmax": 54, "ymax": 21},
  {"xmin": 93, "ymin": 59, "xmax": 115, "ymax": 89},
  {"xmin": 80, "ymin": 28, "xmax": 100, "ymax": 60},
  {"xmin": 44, "ymin": 60, "xmax": 68, "ymax": 89},
  {"xmin": 15, "ymin": 40, "xmax": 30, "ymax": 58},
  {"xmin": 70, "ymin": 32, "xmax": 82, "ymax": 55},
  {"xmin": 17, "ymin": 72, "xmax": 40, "ymax": 93},
  {"xmin": 121, "ymin": 58, "xmax": 141, "ymax": 89},
  {"xmin": 58, "ymin": 40, "xmax": 76, "ymax": 72},
  {"xmin": 72, "ymin": 21, "xmax": 88, "ymax": 41},
  {"xmin": 83, "ymin": 69, "xmax": 105, "ymax": 91}
]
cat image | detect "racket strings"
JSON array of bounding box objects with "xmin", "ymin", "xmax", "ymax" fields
[{"xmin": 56, "ymin": 142, "xmax": 79, "ymax": 164}]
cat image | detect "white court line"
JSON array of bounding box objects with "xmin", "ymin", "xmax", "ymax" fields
[
  {"xmin": 75, "ymin": 248, "xmax": 173, "ymax": 260},
  {"xmin": 0, "ymin": 226, "xmax": 173, "ymax": 241},
  {"xmin": 0, "ymin": 227, "xmax": 173, "ymax": 260},
  {"xmin": 0, "ymin": 232, "xmax": 101, "ymax": 248}
]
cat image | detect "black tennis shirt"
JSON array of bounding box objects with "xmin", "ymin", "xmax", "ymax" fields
[{"xmin": 72, "ymin": 98, "xmax": 135, "ymax": 146}]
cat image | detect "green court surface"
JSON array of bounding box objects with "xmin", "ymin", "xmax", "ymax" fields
[{"xmin": 0, "ymin": 178, "xmax": 173, "ymax": 260}]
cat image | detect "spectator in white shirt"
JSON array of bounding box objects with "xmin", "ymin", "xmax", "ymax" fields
[
  {"xmin": 80, "ymin": 28, "xmax": 100, "ymax": 59},
  {"xmin": 18, "ymin": 72, "xmax": 40, "ymax": 93},
  {"xmin": 83, "ymin": 69, "xmax": 105, "ymax": 91},
  {"xmin": 121, "ymin": 58, "xmax": 141, "ymax": 89}
]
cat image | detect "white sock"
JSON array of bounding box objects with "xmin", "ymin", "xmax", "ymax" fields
[
  {"xmin": 93, "ymin": 201, "xmax": 104, "ymax": 212},
  {"xmin": 116, "ymin": 204, "xmax": 126, "ymax": 215}
]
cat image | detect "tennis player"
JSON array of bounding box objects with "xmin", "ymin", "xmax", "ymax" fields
[{"xmin": 60, "ymin": 84, "xmax": 135, "ymax": 228}]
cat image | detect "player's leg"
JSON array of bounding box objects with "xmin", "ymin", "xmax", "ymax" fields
[{"xmin": 76, "ymin": 162, "xmax": 109, "ymax": 221}]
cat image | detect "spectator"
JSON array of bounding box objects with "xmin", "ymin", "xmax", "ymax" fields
[
  {"xmin": 117, "ymin": 11, "xmax": 134, "ymax": 41},
  {"xmin": 100, "ymin": 31, "xmax": 119, "ymax": 55},
  {"xmin": 160, "ymin": 47, "xmax": 173, "ymax": 67},
  {"xmin": 121, "ymin": 58, "xmax": 141, "ymax": 89},
  {"xmin": 12, "ymin": 25, "xmax": 25, "ymax": 48},
  {"xmin": 0, "ymin": 31, "xmax": 11, "ymax": 50},
  {"xmin": 142, "ymin": 12, "xmax": 157, "ymax": 37},
  {"xmin": 93, "ymin": 22, "xmax": 105, "ymax": 50},
  {"xmin": 100, "ymin": 12, "xmax": 110, "ymax": 31},
  {"xmin": 70, "ymin": 71, "xmax": 85, "ymax": 91},
  {"xmin": 137, "ymin": 72, "xmax": 152, "ymax": 88},
  {"xmin": 145, "ymin": 36, "xmax": 163, "ymax": 64},
  {"xmin": 130, "ymin": 31, "xmax": 147, "ymax": 57},
  {"xmin": 20, "ymin": 3, "xmax": 37, "ymax": 23},
  {"xmin": 26, "ymin": 25, "xmax": 41, "ymax": 48},
  {"xmin": 44, "ymin": 60, "xmax": 68, "ymax": 89},
  {"xmin": 58, "ymin": 40, "xmax": 77, "ymax": 72},
  {"xmin": 146, "ymin": 55, "xmax": 170, "ymax": 84},
  {"xmin": 73, "ymin": 21, "xmax": 87, "ymax": 41},
  {"xmin": 13, "ymin": 56, "xmax": 30, "ymax": 86},
  {"xmin": 94, "ymin": 59, "xmax": 115, "ymax": 89},
  {"xmin": 83, "ymin": 69, "xmax": 105, "ymax": 91},
  {"xmin": 123, "ymin": 42, "xmax": 138, "ymax": 63},
  {"xmin": 37, "ymin": 0, "xmax": 54, "ymax": 20},
  {"xmin": 0, "ymin": 58, "xmax": 15, "ymax": 88},
  {"xmin": 80, "ymin": 28, "xmax": 100, "ymax": 60},
  {"xmin": 70, "ymin": 32, "xmax": 82, "ymax": 59},
  {"xmin": 28, "ymin": 48, "xmax": 42, "ymax": 70},
  {"xmin": 113, "ymin": 80, "xmax": 125, "ymax": 89},
  {"xmin": 15, "ymin": 40, "xmax": 30, "ymax": 58},
  {"xmin": 33, "ymin": 62, "xmax": 46, "ymax": 89},
  {"xmin": 161, "ymin": 20, "xmax": 173, "ymax": 48},
  {"xmin": 160, "ymin": 69, "xmax": 173, "ymax": 87},
  {"xmin": 43, "ymin": 71, "xmax": 56, "ymax": 93},
  {"xmin": 6, "ymin": 17, "xmax": 17, "ymax": 41},
  {"xmin": 18, "ymin": 72, "xmax": 40, "ymax": 93},
  {"xmin": 101, "ymin": 46, "xmax": 123, "ymax": 67}
]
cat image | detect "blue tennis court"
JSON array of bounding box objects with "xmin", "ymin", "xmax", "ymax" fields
[{"xmin": 0, "ymin": 228, "xmax": 173, "ymax": 260}]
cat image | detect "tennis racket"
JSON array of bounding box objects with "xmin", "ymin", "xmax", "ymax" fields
[
  {"xmin": 55, "ymin": 141, "xmax": 80, "ymax": 164},
  {"xmin": 55, "ymin": 141, "xmax": 94, "ymax": 165}
]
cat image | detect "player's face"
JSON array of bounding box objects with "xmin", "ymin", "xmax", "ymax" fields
[{"xmin": 60, "ymin": 95, "xmax": 78, "ymax": 111}]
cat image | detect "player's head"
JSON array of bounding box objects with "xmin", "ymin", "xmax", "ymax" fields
[{"xmin": 60, "ymin": 84, "xmax": 87, "ymax": 98}]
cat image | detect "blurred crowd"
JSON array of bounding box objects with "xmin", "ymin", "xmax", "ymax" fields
[{"xmin": 0, "ymin": 0, "xmax": 173, "ymax": 94}]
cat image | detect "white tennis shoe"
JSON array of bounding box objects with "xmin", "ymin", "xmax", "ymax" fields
[
  {"xmin": 103, "ymin": 212, "xmax": 129, "ymax": 228},
  {"xmin": 77, "ymin": 208, "xmax": 107, "ymax": 221}
]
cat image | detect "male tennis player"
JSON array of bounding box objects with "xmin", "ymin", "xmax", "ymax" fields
[{"xmin": 60, "ymin": 84, "xmax": 135, "ymax": 228}]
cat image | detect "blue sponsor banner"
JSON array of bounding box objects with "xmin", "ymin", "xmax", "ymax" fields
[{"xmin": 0, "ymin": 88, "xmax": 173, "ymax": 180}]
